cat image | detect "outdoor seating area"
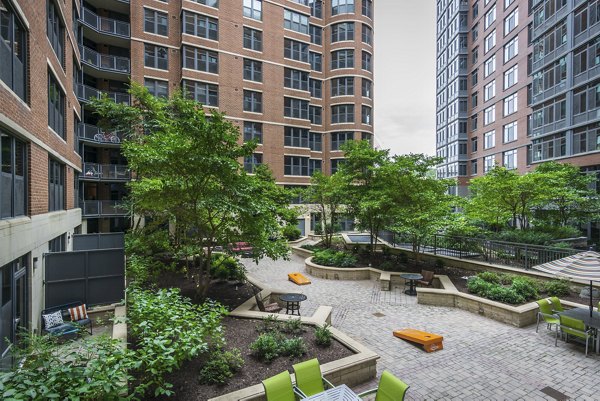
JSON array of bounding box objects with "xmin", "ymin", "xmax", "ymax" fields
[{"xmin": 41, "ymin": 301, "xmax": 93, "ymax": 337}]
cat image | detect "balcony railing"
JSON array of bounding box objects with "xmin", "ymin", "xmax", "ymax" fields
[
  {"xmin": 81, "ymin": 200, "xmax": 128, "ymax": 217},
  {"xmin": 77, "ymin": 84, "xmax": 130, "ymax": 105},
  {"xmin": 79, "ymin": 45, "xmax": 130, "ymax": 74},
  {"xmin": 79, "ymin": 123, "xmax": 123, "ymax": 144},
  {"xmin": 81, "ymin": 7, "xmax": 130, "ymax": 37},
  {"xmin": 82, "ymin": 162, "xmax": 131, "ymax": 181}
]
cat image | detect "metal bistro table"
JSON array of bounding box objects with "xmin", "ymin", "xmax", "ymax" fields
[
  {"xmin": 400, "ymin": 273, "xmax": 423, "ymax": 296},
  {"xmin": 304, "ymin": 384, "xmax": 362, "ymax": 401},
  {"xmin": 558, "ymin": 307, "xmax": 600, "ymax": 354},
  {"xmin": 279, "ymin": 293, "xmax": 307, "ymax": 315}
]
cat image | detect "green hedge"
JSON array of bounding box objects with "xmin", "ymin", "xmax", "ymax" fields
[{"xmin": 312, "ymin": 249, "xmax": 357, "ymax": 267}]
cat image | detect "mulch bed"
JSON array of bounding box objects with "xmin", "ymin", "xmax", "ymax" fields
[{"xmin": 147, "ymin": 316, "xmax": 354, "ymax": 401}]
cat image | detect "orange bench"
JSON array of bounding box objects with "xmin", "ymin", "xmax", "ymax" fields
[
  {"xmin": 393, "ymin": 328, "xmax": 443, "ymax": 353},
  {"xmin": 288, "ymin": 272, "xmax": 311, "ymax": 285}
]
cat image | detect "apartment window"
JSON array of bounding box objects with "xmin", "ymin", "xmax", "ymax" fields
[
  {"xmin": 48, "ymin": 72, "xmax": 65, "ymax": 138},
  {"xmin": 484, "ymin": 55, "xmax": 496, "ymax": 77},
  {"xmin": 309, "ymin": 79, "xmax": 322, "ymax": 98},
  {"xmin": 503, "ymin": 121, "xmax": 517, "ymax": 142},
  {"xmin": 533, "ymin": 57, "xmax": 566, "ymax": 96},
  {"xmin": 504, "ymin": 8, "xmax": 518, "ymax": 35},
  {"xmin": 144, "ymin": 44, "xmax": 168, "ymax": 70},
  {"xmin": 144, "ymin": 8, "xmax": 168, "ymax": 36},
  {"xmin": 243, "ymin": 27, "xmax": 262, "ymax": 51},
  {"xmin": 145, "ymin": 78, "xmax": 168, "ymax": 98},
  {"xmin": 484, "ymin": 105, "xmax": 495, "ymax": 125},
  {"xmin": 284, "ymin": 68, "xmax": 309, "ymax": 91},
  {"xmin": 471, "ymin": 137, "xmax": 478, "ymax": 152},
  {"xmin": 505, "ymin": 0, "xmax": 515, "ymax": 8},
  {"xmin": 533, "ymin": 0, "xmax": 567, "ymax": 29},
  {"xmin": 504, "ymin": 93, "xmax": 518, "ymax": 116},
  {"xmin": 183, "ymin": 46, "xmax": 218, "ymax": 73},
  {"xmin": 332, "ymin": 0, "xmax": 355, "ymax": 15},
  {"xmin": 309, "ymin": 159, "xmax": 322, "ymax": 175},
  {"xmin": 48, "ymin": 158, "xmax": 64, "ymax": 211},
  {"xmin": 244, "ymin": 153, "xmax": 262, "ymax": 173},
  {"xmin": 362, "ymin": 79, "xmax": 372, "ymax": 98},
  {"xmin": 243, "ymin": 90, "xmax": 262, "ymax": 113},
  {"xmin": 331, "ymin": 22, "xmax": 354, "ymax": 42},
  {"xmin": 362, "ymin": 24, "xmax": 372, "ymax": 45},
  {"xmin": 472, "ymin": 69, "xmax": 479, "ymax": 86},
  {"xmin": 533, "ymin": 21, "xmax": 566, "ymax": 63},
  {"xmin": 285, "ymin": 127, "xmax": 309, "ymax": 147},
  {"xmin": 531, "ymin": 132, "xmax": 567, "ymax": 162},
  {"xmin": 484, "ymin": 155, "xmax": 495, "ymax": 172},
  {"xmin": 332, "ymin": 104, "xmax": 354, "ymax": 124},
  {"xmin": 284, "ymin": 39, "xmax": 309, "ymax": 63},
  {"xmin": 484, "ymin": 5, "xmax": 496, "ymax": 29},
  {"xmin": 472, "ymin": 47, "xmax": 479, "ymax": 64},
  {"xmin": 309, "ymin": 25, "xmax": 322, "ymax": 45},
  {"xmin": 0, "ymin": 0, "xmax": 27, "ymax": 101},
  {"xmin": 284, "ymin": 97, "xmax": 309, "ymax": 119},
  {"xmin": 473, "ymin": 2, "xmax": 479, "ymax": 19},
  {"xmin": 484, "ymin": 130, "xmax": 495, "ymax": 149},
  {"xmin": 192, "ymin": 0, "xmax": 218, "ymax": 7},
  {"xmin": 331, "ymin": 77, "xmax": 354, "ymax": 97},
  {"xmin": 331, "ymin": 50, "xmax": 354, "ymax": 69},
  {"xmin": 244, "ymin": 122, "xmax": 262, "ymax": 143},
  {"xmin": 284, "ymin": 9, "xmax": 309, "ymax": 34},
  {"xmin": 243, "ymin": 59, "xmax": 262, "ymax": 82},
  {"xmin": 503, "ymin": 149, "xmax": 517, "ymax": 169},
  {"xmin": 331, "ymin": 132, "xmax": 353, "ymax": 150},
  {"xmin": 331, "ymin": 158, "xmax": 344, "ymax": 174},
  {"xmin": 183, "ymin": 80, "xmax": 218, "ymax": 106},
  {"xmin": 243, "ymin": 0, "xmax": 262, "ymax": 20},
  {"xmin": 362, "ymin": 105, "xmax": 371, "ymax": 125},
  {"xmin": 504, "ymin": 64, "xmax": 518, "ymax": 89},
  {"xmin": 47, "ymin": 0, "xmax": 64, "ymax": 66},
  {"xmin": 504, "ymin": 36, "xmax": 518, "ymax": 61},
  {"xmin": 0, "ymin": 131, "xmax": 27, "ymax": 218},
  {"xmin": 361, "ymin": 132, "xmax": 373, "ymax": 145},
  {"xmin": 310, "ymin": 0, "xmax": 323, "ymax": 18},
  {"xmin": 309, "ymin": 132, "xmax": 322, "ymax": 150},
  {"xmin": 574, "ymin": 1, "xmax": 600, "ymax": 35},
  {"xmin": 362, "ymin": 0, "xmax": 372, "ymax": 17},
  {"xmin": 484, "ymin": 30, "xmax": 496, "ymax": 53},
  {"xmin": 471, "ymin": 159, "xmax": 478, "ymax": 175},
  {"xmin": 532, "ymin": 96, "xmax": 566, "ymax": 129},
  {"xmin": 573, "ymin": 80, "xmax": 600, "ymax": 115},
  {"xmin": 284, "ymin": 155, "xmax": 309, "ymax": 175},
  {"xmin": 472, "ymin": 23, "xmax": 479, "ymax": 41},
  {"xmin": 183, "ymin": 11, "xmax": 218, "ymax": 40},
  {"xmin": 309, "ymin": 105, "xmax": 322, "ymax": 124},
  {"xmin": 48, "ymin": 234, "xmax": 66, "ymax": 252},
  {"xmin": 309, "ymin": 52, "xmax": 322, "ymax": 72},
  {"xmin": 484, "ymin": 80, "xmax": 495, "ymax": 102},
  {"xmin": 362, "ymin": 51, "xmax": 372, "ymax": 72}
]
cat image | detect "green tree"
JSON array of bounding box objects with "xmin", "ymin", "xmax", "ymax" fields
[{"xmin": 92, "ymin": 83, "xmax": 291, "ymax": 297}]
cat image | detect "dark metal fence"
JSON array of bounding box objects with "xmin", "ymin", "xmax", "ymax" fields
[
  {"xmin": 381, "ymin": 232, "xmax": 579, "ymax": 270},
  {"xmin": 73, "ymin": 232, "xmax": 125, "ymax": 250}
]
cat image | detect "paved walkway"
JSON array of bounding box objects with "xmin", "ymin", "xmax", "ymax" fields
[{"xmin": 241, "ymin": 254, "xmax": 600, "ymax": 401}]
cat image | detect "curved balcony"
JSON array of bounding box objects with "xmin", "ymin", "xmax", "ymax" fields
[
  {"xmin": 80, "ymin": 200, "xmax": 128, "ymax": 217},
  {"xmin": 79, "ymin": 123, "xmax": 123, "ymax": 145},
  {"xmin": 77, "ymin": 84, "xmax": 130, "ymax": 105},
  {"xmin": 81, "ymin": 163, "xmax": 131, "ymax": 181},
  {"xmin": 79, "ymin": 45, "xmax": 130, "ymax": 74},
  {"xmin": 81, "ymin": 7, "xmax": 130, "ymax": 38}
]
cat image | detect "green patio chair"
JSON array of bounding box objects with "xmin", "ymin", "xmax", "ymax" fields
[
  {"xmin": 292, "ymin": 358, "xmax": 334, "ymax": 397},
  {"xmin": 549, "ymin": 297, "xmax": 564, "ymax": 313},
  {"xmin": 555, "ymin": 315, "xmax": 595, "ymax": 356},
  {"xmin": 262, "ymin": 371, "xmax": 305, "ymax": 401},
  {"xmin": 357, "ymin": 370, "xmax": 409, "ymax": 401},
  {"xmin": 535, "ymin": 299, "xmax": 559, "ymax": 333}
]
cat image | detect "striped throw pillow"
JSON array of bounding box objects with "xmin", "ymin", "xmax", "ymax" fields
[{"xmin": 68, "ymin": 304, "xmax": 88, "ymax": 321}]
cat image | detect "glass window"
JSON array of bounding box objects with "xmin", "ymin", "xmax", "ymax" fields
[
  {"xmin": 144, "ymin": 8, "xmax": 168, "ymax": 36},
  {"xmin": 504, "ymin": 64, "xmax": 518, "ymax": 89},
  {"xmin": 362, "ymin": 79, "xmax": 372, "ymax": 98},
  {"xmin": 0, "ymin": 0, "xmax": 28, "ymax": 100},
  {"xmin": 310, "ymin": 0, "xmax": 323, "ymax": 18},
  {"xmin": 48, "ymin": 71, "xmax": 65, "ymax": 138},
  {"xmin": 362, "ymin": 24, "xmax": 372, "ymax": 45},
  {"xmin": 361, "ymin": 105, "xmax": 371, "ymax": 125},
  {"xmin": 243, "ymin": 122, "xmax": 262, "ymax": 143},
  {"xmin": 331, "ymin": 158, "xmax": 344, "ymax": 174},
  {"xmin": 504, "ymin": 36, "xmax": 519, "ymax": 61},
  {"xmin": 362, "ymin": 0, "xmax": 372, "ymax": 17},
  {"xmin": 309, "ymin": 105, "xmax": 322, "ymax": 125},
  {"xmin": 503, "ymin": 121, "xmax": 517, "ymax": 142},
  {"xmin": 244, "ymin": 153, "xmax": 262, "ymax": 173},
  {"xmin": 48, "ymin": 158, "xmax": 64, "ymax": 211},
  {"xmin": 331, "ymin": 49, "xmax": 354, "ymax": 69},
  {"xmin": 331, "ymin": 22, "xmax": 354, "ymax": 42},
  {"xmin": 484, "ymin": 130, "xmax": 495, "ymax": 149},
  {"xmin": 309, "ymin": 24, "xmax": 322, "ymax": 45},
  {"xmin": 284, "ymin": 39, "xmax": 309, "ymax": 63},
  {"xmin": 309, "ymin": 159, "xmax": 322, "ymax": 175},
  {"xmin": 309, "ymin": 79, "xmax": 322, "ymax": 98},
  {"xmin": 331, "ymin": 77, "xmax": 354, "ymax": 97},
  {"xmin": 144, "ymin": 44, "xmax": 168, "ymax": 70},
  {"xmin": 504, "ymin": 93, "xmax": 518, "ymax": 116},
  {"xmin": 145, "ymin": 78, "xmax": 168, "ymax": 98},
  {"xmin": 362, "ymin": 51, "xmax": 372, "ymax": 71},
  {"xmin": 243, "ymin": 90, "xmax": 262, "ymax": 113},
  {"xmin": 183, "ymin": 80, "xmax": 218, "ymax": 106},
  {"xmin": 244, "ymin": 59, "xmax": 262, "ymax": 82},
  {"xmin": 331, "ymin": 104, "xmax": 354, "ymax": 124},
  {"xmin": 285, "ymin": 127, "xmax": 309, "ymax": 147},
  {"xmin": 484, "ymin": 30, "xmax": 496, "ymax": 53},
  {"xmin": 243, "ymin": 27, "xmax": 262, "ymax": 51},
  {"xmin": 183, "ymin": 11, "xmax": 218, "ymax": 40},
  {"xmin": 504, "ymin": 8, "xmax": 518, "ymax": 35},
  {"xmin": 284, "ymin": 68, "xmax": 309, "ymax": 91},
  {"xmin": 309, "ymin": 52, "xmax": 322, "ymax": 72},
  {"xmin": 503, "ymin": 149, "xmax": 517, "ymax": 169},
  {"xmin": 484, "ymin": 5, "xmax": 496, "ymax": 29},
  {"xmin": 484, "ymin": 155, "xmax": 495, "ymax": 172},
  {"xmin": 332, "ymin": 0, "xmax": 355, "ymax": 15},
  {"xmin": 284, "ymin": 97, "xmax": 309, "ymax": 119},
  {"xmin": 309, "ymin": 132, "xmax": 322, "ymax": 150},
  {"xmin": 284, "ymin": 9, "xmax": 309, "ymax": 34},
  {"xmin": 243, "ymin": 0, "xmax": 262, "ymax": 20},
  {"xmin": 484, "ymin": 80, "xmax": 495, "ymax": 101},
  {"xmin": 0, "ymin": 131, "xmax": 27, "ymax": 218},
  {"xmin": 284, "ymin": 155, "xmax": 309, "ymax": 176},
  {"xmin": 331, "ymin": 132, "xmax": 353, "ymax": 150},
  {"xmin": 47, "ymin": 0, "xmax": 64, "ymax": 66},
  {"xmin": 191, "ymin": 0, "xmax": 219, "ymax": 7},
  {"xmin": 484, "ymin": 55, "xmax": 496, "ymax": 77},
  {"xmin": 182, "ymin": 46, "xmax": 218, "ymax": 73},
  {"xmin": 484, "ymin": 105, "xmax": 495, "ymax": 125}
]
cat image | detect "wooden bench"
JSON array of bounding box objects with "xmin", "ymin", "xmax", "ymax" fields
[
  {"xmin": 393, "ymin": 328, "xmax": 443, "ymax": 353},
  {"xmin": 288, "ymin": 272, "xmax": 311, "ymax": 285},
  {"xmin": 379, "ymin": 272, "xmax": 391, "ymax": 291},
  {"xmin": 41, "ymin": 301, "xmax": 93, "ymax": 337}
]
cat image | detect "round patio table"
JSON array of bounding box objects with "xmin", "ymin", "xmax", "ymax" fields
[
  {"xmin": 279, "ymin": 293, "xmax": 307, "ymax": 315},
  {"xmin": 400, "ymin": 273, "xmax": 423, "ymax": 296}
]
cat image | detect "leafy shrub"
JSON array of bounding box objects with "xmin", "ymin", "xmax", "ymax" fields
[
  {"xmin": 210, "ymin": 254, "xmax": 243, "ymax": 281},
  {"xmin": 315, "ymin": 324, "xmax": 333, "ymax": 347},
  {"xmin": 434, "ymin": 258, "xmax": 445, "ymax": 269},
  {"xmin": 300, "ymin": 244, "xmax": 321, "ymax": 251},
  {"xmin": 250, "ymin": 333, "xmax": 283, "ymax": 363},
  {"xmin": 198, "ymin": 348, "xmax": 244, "ymax": 385},
  {"xmin": 468, "ymin": 274, "xmax": 541, "ymax": 305},
  {"xmin": 280, "ymin": 337, "xmax": 307, "ymax": 358},
  {"xmin": 544, "ymin": 279, "xmax": 571, "ymax": 297},
  {"xmin": 486, "ymin": 286, "xmax": 525, "ymax": 304},
  {"xmin": 379, "ymin": 261, "xmax": 395, "ymax": 271},
  {"xmin": 511, "ymin": 277, "xmax": 539, "ymax": 300},
  {"xmin": 126, "ymin": 254, "xmax": 162, "ymax": 287},
  {"xmin": 283, "ymin": 225, "xmax": 302, "ymax": 241},
  {"xmin": 312, "ymin": 249, "xmax": 357, "ymax": 267},
  {"xmin": 477, "ymin": 271, "xmax": 500, "ymax": 284},
  {"xmin": 125, "ymin": 227, "xmax": 171, "ymax": 256},
  {"xmin": 491, "ymin": 230, "xmax": 554, "ymax": 246},
  {"xmin": 256, "ymin": 314, "xmax": 281, "ymax": 334},
  {"xmin": 282, "ymin": 318, "xmax": 304, "ymax": 334},
  {"xmin": 499, "ymin": 273, "xmax": 518, "ymax": 285},
  {"xmin": 467, "ymin": 277, "xmax": 494, "ymax": 296}
]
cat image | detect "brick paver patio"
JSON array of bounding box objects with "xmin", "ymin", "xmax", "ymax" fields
[{"xmin": 241, "ymin": 254, "xmax": 600, "ymax": 400}]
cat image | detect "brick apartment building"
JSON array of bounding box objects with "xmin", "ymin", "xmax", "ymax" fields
[
  {"xmin": 435, "ymin": 0, "xmax": 600, "ymax": 198},
  {"xmin": 0, "ymin": 0, "xmax": 374, "ymax": 357}
]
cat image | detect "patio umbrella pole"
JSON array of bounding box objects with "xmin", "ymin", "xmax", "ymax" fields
[{"xmin": 591, "ymin": 280, "xmax": 594, "ymax": 317}]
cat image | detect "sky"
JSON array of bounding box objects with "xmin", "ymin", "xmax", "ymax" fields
[{"xmin": 374, "ymin": 0, "xmax": 436, "ymax": 156}]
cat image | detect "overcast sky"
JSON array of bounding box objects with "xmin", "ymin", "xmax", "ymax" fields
[{"xmin": 374, "ymin": 1, "xmax": 436, "ymax": 156}]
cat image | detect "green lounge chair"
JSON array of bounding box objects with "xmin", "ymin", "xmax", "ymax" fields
[
  {"xmin": 556, "ymin": 315, "xmax": 595, "ymax": 356},
  {"xmin": 292, "ymin": 358, "xmax": 334, "ymax": 397},
  {"xmin": 357, "ymin": 370, "xmax": 409, "ymax": 401},
  {"xmin": 549, "ymin": 297, "xmax": 564, "ymax": 313},
  {"xmin": 262, "ymin": 371, "xmax": 305, "ymax": 401},
  {"xmin": 535, "ymin": 299, "xmax": 559, "ymax": 333}
]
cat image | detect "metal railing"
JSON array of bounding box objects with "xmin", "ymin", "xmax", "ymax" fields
[
  {"xmin": 76, "ymin": 84, "xmax": 130, "ymax": 105},
  {"xmin": 82, "ymin": 162, "xmax": 131, "ymax": 181},
  {"xmin": 79, "ymin": 45, "xmax": 130, "ymax": 73},
  {"xmin": 80, "ymin": 200, "xmax": 128, "ymax": 217},
  {"xmin": 78, "ymin": 123, "xmax": 123, "ymax": 144},
  {"xmin": 383, "ymin": 232, "xmax": 579, "ymax": 270},
  {"xmin": 81, "ymin": 7, "xmax": 130, "ymax": 37}
]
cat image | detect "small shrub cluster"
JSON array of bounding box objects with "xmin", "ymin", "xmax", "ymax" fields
[
  {"xmin": 300, "ymin": 244, "xmax": 321, "ymax": 252},
  {"xmin": 315, "ymin": 324, "xmax": 333, "ymax": 347},
  {"xmin": 210, "ymin": 254, "xmax": 246, "ymax": 282},
  {"xmin": 467, "ymin": 272, "xmax": 542, "ymax": 305},
  {"xmin": 283, "ymin": 225, "xmax": 302, "ymax": 241},
  {"xmin": 199, "ymin": 348, "xmax": 245, "ymax": 385},
  {"xmin": 250, "ymin": 331, "xmax": 306, "ymax": 363},
  {"xmin": 543, "ymin": 279, "xmax": 571, "ymax": 297},
  {"xmin": 313, "ymin": 249, "xmax": 357, "ymax": 267}
]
